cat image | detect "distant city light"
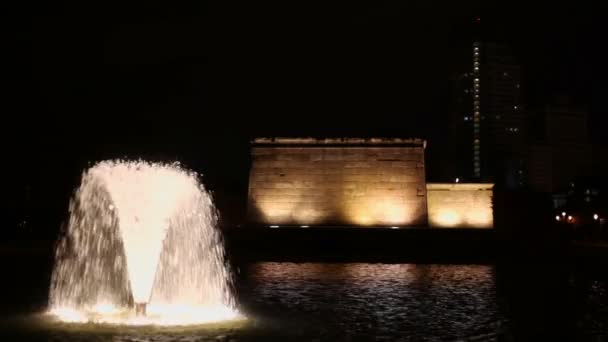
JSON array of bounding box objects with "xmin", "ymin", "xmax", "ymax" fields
[
  {"xmin": 269, "ymin": 225, "xmax": 279, "ymax": 228},
  {"xmin": 594, "ymin": 214, "xmax": 599, "ymax": 221},
  {"xmin": 555, "ymin": 215, "xmax": 560, "ymax": 221},
  {"xmin": 567, "ymin": 215, "xmax": 573, "ymax": 222},
  {"xmin": 300, "ymin": 225, "xmax": 309, "ymax": 228},
  {"xmin": 455, "ymin": 178, "xmax": 460, "ymax": 183},
  {"xmin": 562, "ymin": 212, "xmax": 566, "ymax": 217},
  {"xmin": 390, "ymin": 226, "xmax": 400, "ymax": 229}
]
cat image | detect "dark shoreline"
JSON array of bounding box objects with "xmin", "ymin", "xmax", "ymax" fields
[
  {"xmin": 226, "ymin": 227, "xmax": 502, "ymax": 264},
  {"xmin": 2, "ymin": 227, "xmax": 608, "ymax": 317},
  {"xmin": 1, "ymin": 227, "xmax": 606, "ymax": 265}
]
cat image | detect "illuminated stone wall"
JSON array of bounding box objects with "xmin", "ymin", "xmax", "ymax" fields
[
  {"xmin": 247, "ymin": 138, "xmax": 427, "ymax": 227},
  {"xmin": 426, "ymin": 183, "xmax": 494, "ymax": 228}
]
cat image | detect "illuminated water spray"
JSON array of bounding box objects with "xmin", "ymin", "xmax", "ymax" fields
[{"xmin": 48, "ymin": 160, "xmax": 240, "ymax": 325}]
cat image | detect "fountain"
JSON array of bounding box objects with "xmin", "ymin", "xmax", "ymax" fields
[{"xmin": 48, "ymin": 160, "xmax": 240, "ymax": 325}]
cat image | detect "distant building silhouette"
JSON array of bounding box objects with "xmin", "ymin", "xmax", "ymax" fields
[
  {"xmin": 528, "ymin": 100, "xmax": 592, "ymax": 194},
  {"xmin": 447, "ymin": 19, "xmax": 525, "ymax": 188}
]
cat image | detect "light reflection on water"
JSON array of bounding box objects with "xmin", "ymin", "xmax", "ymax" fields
[
  {"xmin": 240, "ymin": 263, "xmax": 505, "ymax": 341},
  {"xmin": 4, "ymin": 262, "xmax": 608, "ymax": 341}
]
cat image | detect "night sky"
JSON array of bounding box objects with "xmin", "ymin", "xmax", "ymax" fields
[{"xmin": 4, "ymin": 1, "xmax": 607, "ymax": 233}]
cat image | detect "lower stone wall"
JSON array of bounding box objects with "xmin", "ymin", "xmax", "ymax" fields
[
  {"xmin": 427, "ymin": 183, "xmax": 494, "ymax": 228},
  {"xmin": 247, "ymin": 140, "xmax": 427, "ymax": 227}
]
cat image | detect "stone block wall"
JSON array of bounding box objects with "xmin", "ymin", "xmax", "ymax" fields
[
  {"xmin": 247, "ymin": 138, "xmax": 427, "ymax": 227},
  {"xmin": 427, "ymin": 183, "xmax": 494, "ymax": 228}
]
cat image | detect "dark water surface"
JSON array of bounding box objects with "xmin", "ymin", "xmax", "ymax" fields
[{"xmin": 1, "ymin": 257, "xmax": 608, "ymax": 341}]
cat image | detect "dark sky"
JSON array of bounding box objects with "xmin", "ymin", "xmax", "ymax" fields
[{"xmin": 4, "ymin": 0, "xmax": 608, "ymax": 230}]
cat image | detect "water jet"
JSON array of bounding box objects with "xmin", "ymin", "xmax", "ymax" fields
[
  {"xmin": 48, "ymin": 160, "xmax": 240, "ymax": 325},
  {"xmin": 135, "ymin": 303, "xmax": 147, "ymax": 316}
]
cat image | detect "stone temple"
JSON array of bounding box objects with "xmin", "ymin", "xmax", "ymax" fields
[{"xmin": 247, "ymin": 138, "xmax": 493, "ymax": 228}]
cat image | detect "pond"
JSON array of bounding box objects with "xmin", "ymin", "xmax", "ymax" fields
[{"xmin": 1, "ymin": 259, "xmax": 608, "ymax": 341}]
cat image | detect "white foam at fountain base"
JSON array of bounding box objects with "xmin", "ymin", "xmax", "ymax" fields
[
  {"xmin": 49, "ymin": 304, "xmax": 240, "ymax": 326},
  {"xmin": 48, "ymin": 160, "xmax": 240, "ymax": 325}
]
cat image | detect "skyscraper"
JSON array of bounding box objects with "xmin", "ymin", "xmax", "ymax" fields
[
  {"xmin": 528, "ymin": 102, "xmax": 592, "ymax": 193},
  {"xmin": 448, "ymin": 18, "xmax": 524, "ymax": 188}
]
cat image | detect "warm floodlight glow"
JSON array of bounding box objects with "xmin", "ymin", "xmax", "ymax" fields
[
  {"xmin": 260, "ymin": 201, "xmax": 295, "ymax": 223},
  {"xmin": 291, "ymin": 205, "xmax": 327, "ymax": 225},
  {"xmin": 257, "ymin": 196, "xmax": 328, "ymax": 226},
  {"xmin": 435, "ymin": 210, "xmax": 461, "ymax": 227},
  {"xmin": 432, "ymin": 209, "xmax": 492, "ymax": 228},
  {"xmin": 347, "ymin": 196, "xmax": 412, "ymax": 226},
  {"xmin": 352, "ymin": 213, "xmax": 374, "ymax": 226},
  {"xmin": 378, "ymin": 200, "xmax": 409, "ymax": 224},
  {"xmin": 255, "ymin": 187, "xmax": 417, "ymax": 227},
  {"xmin": 427, "ymin": 183, "xmax": 494, "ymax": 228},
  {"xmin": 465, "ymin": 210, "xmax": 493, "ymax": 226},
  {"xmin": 48, "ymin": 160, "xmax": 240, "ymax": 326}
]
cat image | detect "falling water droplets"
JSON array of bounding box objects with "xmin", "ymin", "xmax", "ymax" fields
[{"xmin": 48, "ymin": 160, "xmax": 240, "ymax": 325}]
